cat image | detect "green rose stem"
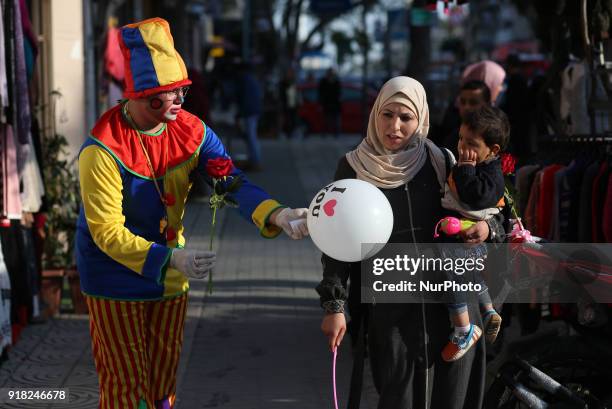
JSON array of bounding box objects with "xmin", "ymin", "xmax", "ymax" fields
[
  {"xmin": 208, "ymin": 204, "xmax": 217, "ymax": 294},
  {"xmin": 205, "ymin": 174, "xmax": 241, "ymax": 295},
  {"xmin": 504, "ymin": 180, "xmax": 524, "ymax": 231}
]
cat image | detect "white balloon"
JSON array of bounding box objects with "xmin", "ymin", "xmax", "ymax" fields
[{"xmin": 306, "ymin": 179, "xmax": 394, "ymax": 262}]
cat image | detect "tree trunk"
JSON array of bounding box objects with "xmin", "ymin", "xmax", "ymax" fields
[
  {"xmin": 361, "ymin": 3, "xmax": 371, "ymax": 132},
  {"xmin": 406, "ymin": 0, "xmax": 431, "ymax": 84}
]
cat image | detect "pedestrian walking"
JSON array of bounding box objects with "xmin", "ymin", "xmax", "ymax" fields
[
  {"xmin": 318, "ymin": 68, "xmax": 341, "ymax": 138},
  {"xmin": 235, "ymin": 62, "xmax": 263, "ymax": 170},
  {"xmin": 317, "ymin": 76, "xmax": 506, "ymax": 409}
]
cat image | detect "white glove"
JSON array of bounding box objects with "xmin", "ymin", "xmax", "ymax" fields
[
  {"xmin": 274, "ymin": 208, "xmax": 309, "ymax": 239},
  {"xmin": 169, "ymin": 249, "xmax": 216, "ymax": 279}
]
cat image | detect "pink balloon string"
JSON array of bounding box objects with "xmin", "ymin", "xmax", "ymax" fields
[{"xmin": 333, "ymin": 346, "xmax": 338, "ymax": 409}]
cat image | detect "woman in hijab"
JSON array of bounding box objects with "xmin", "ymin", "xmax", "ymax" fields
[
  {"xmin": 316, "ymin": 77, "xmax": 505, "ymax": 409},
  {"xmin": 462, "ymin": 60, "xmax": 506, "ymax": 105}
]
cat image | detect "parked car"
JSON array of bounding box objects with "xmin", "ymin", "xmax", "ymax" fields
[{"xmin": 297, "ymin": 81, "xmax": 377, "ymax": 135}]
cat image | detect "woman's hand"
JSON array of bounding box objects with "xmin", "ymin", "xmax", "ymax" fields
[
  {"xmin": 459, "ymin": 220, "xmax": 489, "ymax": 243},
  {"xmin": 321, "ymin": 313, "xmax": 346, "ymax": 352}
]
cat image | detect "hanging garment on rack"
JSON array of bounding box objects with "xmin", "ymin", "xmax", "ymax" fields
[
  {"xmin": 603, "ymin": 173, "xmax": 612, "ymax": 243},
  {"xmin": 12, "ymin": 0, "xmax": 31, "ymax": 150},
  {"xmin": 19, "ymin": 0, "xmax": 37, "ymax": 82},
  {"xmin": 0, "ymin": 241, "xmax": 11, "ymax": 351},
  {"xmin": 524, "ymin": 169, "xmax": 543, "ymax": 233},
  {"xmin": 19, "ymin": 143, "xmax": 43, "ymax": 213},
  {"xmin": 104, "ymin": 27, "xmax": 124, "ymax": 84},
  {"xmin": 4, "ymin": 0, "xmax": 16, "ymax": 127},
  {"xmin": 560, "ymin": 61, "xmax": 590, "ymax": 135},
  {"xmin": 29, "ymin": 117, "xmax": 46, "ymax": 214},
  {"xmin": 1, "ymin": 124, "xmax": 22, "ymax": 219},
  {"xmin": 102, "ymin": 27, "xmax": 125, "ymax": 110},
  {"xmin": 592, "ymin": 162, "xmax": 610, "ymax": 242},
  {"xmin": 18, "ymin": 0, "xmax": 37, "ymax": 58},
  {"xmin": 0, "ymin": 220, "xmax": 32, "ymax": 324},
  {"xmin": 578, "ymin": 161, "xmax": 601, "ymax": 242},
  {"xmin": 536, "ymin": 164, "xmax": 564, "ymax": 238},
  {"xmin": 0, "ymin": 1, "xmax": 8, "ymax": 118},
  {"xmin": 550, "ymin": 165, "xmax": 568, "ymax": 241},
  {"xmin": 559, "ymin": 160, "xmax": 587, "ymax": 242},
  {"xmin": 515, "ymin": 164, "xmax": 540, "ymax": 216},
  {"xmin": 23, "ymin": 34, "xmax": 35, "ymax": 81},
  {"xmin": 19, "ymin": 226, "xmax": 38, "ymax": 298}
]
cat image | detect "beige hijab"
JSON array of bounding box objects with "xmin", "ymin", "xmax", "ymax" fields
[{"xmin": 346, "ymin": 76, "xmax": 445, "ymax": 189}]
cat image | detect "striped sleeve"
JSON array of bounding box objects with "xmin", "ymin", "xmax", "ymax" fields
[{"xmin": 79, "ymin": 145, "xmax": 171, "ymax": 281}]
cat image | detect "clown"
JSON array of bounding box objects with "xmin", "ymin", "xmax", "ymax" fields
[{"xmin": 76, "ymin": 17, "xmax": 308, "ymax": 408}]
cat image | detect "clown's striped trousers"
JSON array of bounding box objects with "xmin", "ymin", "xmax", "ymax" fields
[{"xmin": 86, "ymin": 293, "xmax": 188, "ymax": 409}]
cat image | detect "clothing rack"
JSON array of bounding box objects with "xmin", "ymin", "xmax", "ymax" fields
[
  {"xmin": 531, "ymin": 135, "xmax": 612, "ymax": 165},
  {"xmin": 548, "ymin": 134, "xmax": 612, "ymax": 143},
  {"xmin": 539, "ymin": 135, "xmax": 612, "ymax": 158}
]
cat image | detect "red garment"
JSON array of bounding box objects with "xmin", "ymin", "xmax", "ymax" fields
[
  {"xmin": 603, "ymin": 173, "xmax": 612, "ymax": 243},
  {"xmin": 19, "ymin": 0, "xmax": 37, "ymax": 55},
  {"xmin": 536, "ymin": 164, "xmax": 563, "ymax": 238},
  {"xmin": 524, "ymin": 170, "xmax": 542, "ymax": 233},
  {"xmin": 592, "ymin": 162, "xmax": 609, "ymax": 242},
  {"xmin": 104, "ymin": 27, "xmax": 124, "ymax": 84},
  {"xmin": 90, "ymin": 104, "xmax": 205, "ymax": 178}
]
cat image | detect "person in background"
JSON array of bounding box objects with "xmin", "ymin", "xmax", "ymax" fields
[
  {"xmin": 457, "ymin": 80, "xmax": 492, "ymax": 120},
  {"xmin": 500, "ymin": 54, "xmax": 531, "ymax": 158},
  {"xmin": 318, "ymin": 68, "xmax": 341, "ymax": 138},
  {"xmin": 235, "ymin": 62, "xmax": 263, "ymax": 171},
  {"xmin": 279, "ymin": 67, "xmax": 300, "ymax": 139},
  {"xmin": 433, "ymin": 60, "xmax": 507, "ymax": 156},
  {"xmin": 462, "ymin": 60, "xmax": 506, "ymax": 106},
  {"xmin": 438, "ymin": 80, "xmax": 492, "ymax": 156}
]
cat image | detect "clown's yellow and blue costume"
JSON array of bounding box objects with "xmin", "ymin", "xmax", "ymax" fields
[
  {"xmin": 77, "ymin": 18, "xmax": 283, "ymax": 408},
  {"xmin": 77, "ymin": 104, "xmax": 283, "ymax": 301}
]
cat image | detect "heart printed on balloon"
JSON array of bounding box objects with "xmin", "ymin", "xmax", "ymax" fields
[
  {"xmin": 323, "ymin": 199, "xmax": 337, "ymax": 216},
  {"xmin": 306, "ymin": 179, "xmax": 394, "ymax": 262}
]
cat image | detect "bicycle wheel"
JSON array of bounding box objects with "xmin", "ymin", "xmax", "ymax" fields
[{"xmin": 484, "ymin": 336, "xmax": 612, "ymax": 408}]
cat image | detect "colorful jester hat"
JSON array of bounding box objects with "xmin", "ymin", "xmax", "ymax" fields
[{"xmin": 118, "ymin": 17, "xmax": 191, "ymax": 99}]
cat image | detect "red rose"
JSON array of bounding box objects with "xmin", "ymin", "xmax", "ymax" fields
[
  {"xmin": 500, "ymin": 153, "xmax": 516, "ymax": 176},
  {"xmin": 206, "ymin": 157, "xmax": 234, "ymax": 178}
]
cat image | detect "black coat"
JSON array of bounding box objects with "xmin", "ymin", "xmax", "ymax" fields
[{"xmin": 317, "ymin": 152, "xmax": 505, "ymax": 409}]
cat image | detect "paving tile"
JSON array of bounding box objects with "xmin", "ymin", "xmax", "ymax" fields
[{"xmin": 0, "ymin": 136, "xmax": 378, "ymax": 409}]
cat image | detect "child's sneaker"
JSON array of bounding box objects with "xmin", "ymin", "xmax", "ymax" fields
[
  {"xmin": 483, "ymin": 310, "xmax": 502, "ymax": 344},
  {"xmin": 441, "ymin": 324, "xmax": 482, "ymax": 362}
]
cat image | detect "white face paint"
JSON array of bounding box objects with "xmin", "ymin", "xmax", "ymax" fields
[
  {"xmin": 149, "ymin": 95, "xmax": 182, "ymax": 123},
  {"xmin": 163, "ymin": 111, "xmax": 178, "ymax": 121}
]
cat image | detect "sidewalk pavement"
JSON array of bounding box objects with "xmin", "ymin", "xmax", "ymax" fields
[{"xmin": 0, "ymin": 135, "xmax": 378, "ymax": 408}]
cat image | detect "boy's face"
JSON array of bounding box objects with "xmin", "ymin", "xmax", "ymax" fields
[
  {"xmin": 458, "ymin": 89, "xmax": 488, "ymax": 119},
  {"xmin": 457, "ymin": 124, "xmax": 499, "ymax": 163}
]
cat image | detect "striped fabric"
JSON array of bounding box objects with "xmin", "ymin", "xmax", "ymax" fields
[
  {"xmin": 118, "ymin": 18, "xmax": 191, "ymax": 99},
  {"xmin": 86, "ymin": 294, "xmax": 187, "ymax": 408}
]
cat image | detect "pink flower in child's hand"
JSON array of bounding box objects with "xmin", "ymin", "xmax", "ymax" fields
[
  {"xmin": 206, "ymin": 157, "xmax": 233, "ymax": 179},
  {"xmin": 501, "ymin": 153, "xmax": 516, "ymax": 176}
]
